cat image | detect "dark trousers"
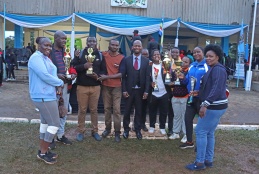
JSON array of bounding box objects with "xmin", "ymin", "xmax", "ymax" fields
[
  {"xmin": 141, "ymin": 98, "xmax": 148, "ymax": 128},
  {"xmin": 123, "ymin": 89, "xmax": 143, "ymax": 132},
  {"xmin": 149, "ymin": 93, "xmax": 168, "ymax": 129},
  {"xmin": 8, "ymin": 65, "xmax": 15, "ymax": 79},
  {"xmin": 185, "ymin": 97, "xmax": 201, "ymax": 143},
  {"xmin": 167, "ymin": 96, "xmax": 174, "ymax": 131},
  {"xmin": 0, "ymin": 68, "xmax": 3, "ymax": 84}
]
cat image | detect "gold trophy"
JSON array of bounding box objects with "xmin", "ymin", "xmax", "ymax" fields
[
  {"xmin": 187, "ymin": 76, "xmax": 197, "ymax": 105},
  {"xmin": 63, "ymin": 48, "xmax": 72, "ymax": 79},
  {"xmin": 162, "ymin": 51, "xmax": 172, "ymax": 84},
  {"xmin": 153, "ymin": 67, "xmax": 159, "ymax": 92},
  {"xmin": 174, "ymin": 58, "xmax": 182, "ymax": 85},
  {"xmin": 85, "ymin": 48, "xmax": 96, "ymax": 74}
]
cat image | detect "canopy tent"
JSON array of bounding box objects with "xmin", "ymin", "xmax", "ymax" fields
[
  {"xmin": 75, "ymin": 13, "xmax": 177, "ymax": 35},
  {"xmin": 180, "ymin": 20, "xmax": 248, "ymax": 37},
  {"xmin": 0, "ymin": 12, "xmax": 72, "ymax": 28}
]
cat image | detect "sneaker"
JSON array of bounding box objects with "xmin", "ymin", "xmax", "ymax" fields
[
  {"xmin": 185, "ymin": 162, "xmax": 206, "ymax": 171},
  {"xmin": 37, "ymin": 152, "xmax": 57, "ymax": 164},
  {"xmin": 204, "ymin": 160, "xmax": 213, "ymax": 168},
  {"xmin": 6, "ymin": 78, "xmax": 10, "ymax": 81},
  {"xmin": 76, "ymin": 133, "xmax": 84, "ymax": 141},
  {"xmin": 48, "ymin": 139, "xmax": 56, "ymax": 150},
  {"xmin": 92, "ymin": 133, "xmax": 102, "ymax": 141},
  {"xmin": 181, "ymin": 135, "xmax": 187, "ymax": 143},
  {"xmin": 57, "ymin": 135, "xmax": 72, "ymax": 145},
  {"xmin": 38, "ymin": 150, "xmax": 58, "ymax": 159},
  {"xmin": 179, "ymin": 142, "xmax": 194, "ymax": 149},
  {"xmin": 102, "ymin": 129, "xmax": 111, "ymax": 138},
  {"xmin": 160, "ymin": 129, "xmax": 166, "ymax": 135},
  {"xmin": 148, "ymin": 127, "xmax": 155, "ymax": 133},
  {"xmin": 169, "ymin": 133, "xmax": 180, "ymax": 140}
]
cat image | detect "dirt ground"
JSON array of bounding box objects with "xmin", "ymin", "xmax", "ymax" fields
[{"xmin": 0, "ymin": 80, "xmax": 259, "ymax": 125}]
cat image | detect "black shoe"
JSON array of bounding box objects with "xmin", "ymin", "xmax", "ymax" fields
[
  {"xmin": 123, "ymin": 131, "xmax": 129, "ymax": 139},
  {"xmin": 92, "ymin": 133, "xmax": 102, "ymax": 141},
  {"xmin": 179, "ymin": 142, "xmax": 194, "ymax": 149},
  {"xmin": 38, "ymin": 150, "xmax": 58, "ymax": 159},
  {"xmin": 115, "ymin": 132, "xmax": 121, "ymax": 143},
  {"xmin": 136, "ymin": 131, "xmax": 142, "ymax": 140},
  {"xmin": 142, "ymin": 125, "xmax": 148, "ymax": 132},
  {"xmin": 57, "ymin": 135, "xmax": 72, "ymax": 145},
  {"xmin": 37, "ymin": 152, "xmax": 57, "ymax": 164},
  {"xmin": 102, "ymin": 129, "xmax": 111, "ymax": 138},
  {"xmin": 48, "ymin": 139, "xmax": 56, "ymax": 150}
]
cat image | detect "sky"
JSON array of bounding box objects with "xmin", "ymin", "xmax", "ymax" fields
[{"xmin": 5, "ymin": 31, "xmax": 14, "ymax": 38}]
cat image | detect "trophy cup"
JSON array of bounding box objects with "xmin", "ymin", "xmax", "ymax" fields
[
  {"xmin": 187, "ymin": 76, "xmax": 197, "ymax": 104},
  {"xmin": 162, "ymin": 51, "xmax": 172, "ymax": 84},
  {"xmin": 85, "ymin": 48, "xmax": 96, "ymax": 75},
  {"xmin": 174, "ymin": 59, "xmax": 182, "ymax": 85},
  {"xmin": 63, "ymin": 48, "xmax": 72, "ymax": 79},
  {"xmin": 153, "ymin": 67, "xmax": 159, "ymax": 92}
]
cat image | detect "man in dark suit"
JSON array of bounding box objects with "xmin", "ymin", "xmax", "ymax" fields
[{"xmin": 121, "ymin": 40, "xmax": 150, "ymax": 140}]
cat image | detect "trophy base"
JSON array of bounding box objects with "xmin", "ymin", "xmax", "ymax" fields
[
  {"xmin": 86, "ymin": 70, "xmax": 93, "ymax": 75},
  {"xmin": 174, "ymin": 81, "xmax": 180, "ymax": 85},
  {"xmin": 65, "ymin": 74, "xmax": 71, "ymax": 79},
  {"xmin": 153, "ymin": 88, "xmax": 159, "ymax": 92},
  {"xmin": 164, "ymin": 79, "xmax": 171, "ymax": 84}
]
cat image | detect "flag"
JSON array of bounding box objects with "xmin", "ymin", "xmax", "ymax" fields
[
  {"xmin": 159, "ymin": 18, "xmax": 164, "ymax": 52},
  {"xmin": 238, "ymin": 20, "xmax": 245, "ymax": 55}
]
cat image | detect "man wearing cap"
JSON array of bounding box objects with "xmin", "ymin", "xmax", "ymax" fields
[{"xmin": 132, "ymin": 30, "xmax": 142, "ymax": 43}]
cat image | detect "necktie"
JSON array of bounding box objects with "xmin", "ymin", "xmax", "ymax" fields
[{"xmin": 134, "ymin": 57, "xmax": 138, "ymax": 70}]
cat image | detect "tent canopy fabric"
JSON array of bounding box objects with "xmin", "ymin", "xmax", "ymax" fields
[
  {"xmin": 180, "ymin": 21, "xmax": 248, "ymax": 37},
  {"xmin": 0, "ymin": 12, "xmax": 248, "ymax": 37},
  {"xmin": 75, "ymin": 13, "xmax": 177, "ymax": 35},
  {"xmin": 0, "ymin": 12, "xmax": 72, "ymax": 28}
]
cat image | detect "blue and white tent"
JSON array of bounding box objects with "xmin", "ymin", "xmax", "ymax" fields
[
  {"xmin": 0, "ymin": 12, "xmax": 72, "ymax": 28},
  {"xmin": 180, "ymin": 20, "xmax": 248, "ymax": 37}
]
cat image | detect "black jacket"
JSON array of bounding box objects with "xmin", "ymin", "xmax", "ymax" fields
[
  {"xmin": 121, "ymin": 55, "xmax": 150, "ymax": 94},
  {"xmin": 73, "ymin": 48, "xmax": 104, "ymax": 86}
]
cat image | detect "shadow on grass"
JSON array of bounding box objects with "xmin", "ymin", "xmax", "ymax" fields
[{"xmin": 0, "ymin": 123, "xmax": 258, "ymax": 174}]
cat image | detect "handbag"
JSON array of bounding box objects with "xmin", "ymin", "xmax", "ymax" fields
[{"xmin": 58, "ymin": 96, "xmax": 68, "ymax": 118}]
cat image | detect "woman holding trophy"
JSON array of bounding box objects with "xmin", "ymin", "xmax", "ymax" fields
[
  {"xmin": 178, "ymin": 46, "xmax": 209, "ymax": 149},
  {"xmin": 169, "ymin": 56, "xmax": 192, "ymax": 142},
  {"xmin": 186, "ymin": 44, "xmax": 228, "ymax": 171},
  {"xmin": 148, "ymin": 49, "xmax": 168, "ymax": 135}
]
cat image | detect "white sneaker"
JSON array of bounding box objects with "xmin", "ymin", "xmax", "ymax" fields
[
  {"xmin": 181, "ymin": 135, "xmax": 187, "ymax": 143},
  {"xmin": 160, "ymin": 129, "xmax": 166, "ymax": 135},
  {"xmin": 169, "ymin": 133, "xmax": 180, "ymax": 140},
  {"xmin": 148, "ymin": 127, "xmax": 155, "ymax": 133},
  {"xmin": 6, "ymin": 78, "xmax": 10, "ymax": 81}
]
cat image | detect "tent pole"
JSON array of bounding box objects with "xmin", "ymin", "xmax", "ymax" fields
[
  {"xmin": 3, "ymin": 3, "xmax": 6, "ymax": 79},
  {"xmin": 70, "ymin": 13, "xmax": 75, "ymax": 59},
  {"xmin": 245, "ymin": 0, "xmax": 257, "ymax": 91}
]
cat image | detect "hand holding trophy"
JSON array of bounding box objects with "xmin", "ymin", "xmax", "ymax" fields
[
  {"xmin": 162, "ymin": 51, "xmax": 172, "ymax": 84},
  {"xmin": 153, "ymin": 67, "xmax": 159, "ymax": 92},
  {"xmin": 85, "ymin": 48, "xmax": 96, "ymax": 74},
  {"xmin": 63, "ymin": 48, "xmax": 72, "ymax": 79},
  {"xmin": 174, "ymin": 59, "xmax": 182, "ymax": 85},
  {"xmin": 187, "ymin": 76, "xmax": 197, "ymax": 104}
]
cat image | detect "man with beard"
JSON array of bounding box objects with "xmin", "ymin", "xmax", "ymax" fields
[
  {"xmin": 98, "ymin": 39, "xmax": 124, "ymax": 142},
  {"xmin": 49, "ymin": 31, "xmax": 76, "ymax": 149},
  {"xmin": 121, "ymin": 40, "xmax": 150, "ymax": 140},
  {"xmin": 73, "ymin": 37, "xmax": 104, "ymax": 142}
]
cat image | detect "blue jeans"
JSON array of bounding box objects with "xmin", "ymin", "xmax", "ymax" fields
[{"xmin": 195, "ymin": 109, "xmax": 227, "ymax": 163}]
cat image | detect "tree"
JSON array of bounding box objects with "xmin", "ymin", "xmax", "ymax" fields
[{"xmin": 5, "ymin": 36, "xmax": 14, "ymax": 48}]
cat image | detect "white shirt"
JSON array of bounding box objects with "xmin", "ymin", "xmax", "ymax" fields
[{"xmin": 152, "ymin": 63, "xmax": 167, "ymax": 97}]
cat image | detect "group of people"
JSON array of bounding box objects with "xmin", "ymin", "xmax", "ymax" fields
[{"xmin": 28, "ymin": 30, "xmax": 228, "ymax": 171}]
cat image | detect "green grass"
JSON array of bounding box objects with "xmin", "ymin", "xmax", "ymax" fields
[{"xmin": 0, "ymin": 123, "xmax": 258, "ymax": 174}]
